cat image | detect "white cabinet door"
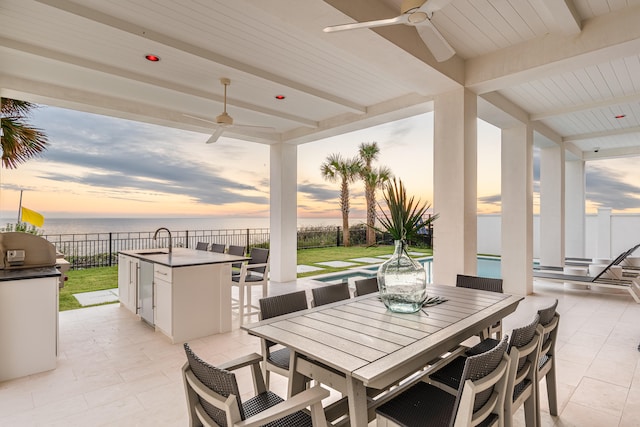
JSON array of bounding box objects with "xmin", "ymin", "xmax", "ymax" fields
[
  {"xmin": 154, "ymin": 278, "xmax": 172, "ymax": 335},
  {"xmin": 117, "ymin": 254, "xmax": 139, "ymax": 312},
  {"xmin": 117, "ymin": 254, "xmax": 129, "ymax": 308}
]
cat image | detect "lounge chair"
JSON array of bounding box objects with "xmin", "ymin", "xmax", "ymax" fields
[{"xmin": 534, "ymin": 246, "xmax": 640, "ymax": 303}]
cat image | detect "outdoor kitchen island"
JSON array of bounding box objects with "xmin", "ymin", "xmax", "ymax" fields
[{"xmin": 118, "ymin": 248, "xmax": 248, "ymax": 343}]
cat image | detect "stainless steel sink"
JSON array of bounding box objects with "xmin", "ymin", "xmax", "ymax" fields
[{"xmin": 135, "ymin": 250, "xmax": 168, "ymax": 255}]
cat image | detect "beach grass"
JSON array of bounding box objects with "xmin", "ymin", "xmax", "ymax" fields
[{"xmin": 61, "ymin": 244, "xmax": 432, "ymax": 311}]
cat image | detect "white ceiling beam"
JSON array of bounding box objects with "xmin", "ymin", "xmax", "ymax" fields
[
  {"xmin": 536, "ymin": 0, "xmax": 581, "ymax": 35},
  {"xmin": 530, "ymin": 92, "xmax": 640, "ymax": 121},
  {"xmin": 563, "ymin": 126, "xmax": 640, "ymax": 143},
  {"xmin": 0, "ymin": 37, "xmax": 318, "ymax": 128},
  {"xmin": 34, "ymin": 0, "xmax": 366, "ymax": 114},
  {"xmin": 283, "ymin": 93, "xmax": 434, "ymax": 145},
  {"xmin": 564, "ymin": 142, "xmax": 583, "ymax": 159},
  {"xmin": 466, "ymin": 5, "xmax": 640, "ymax": 94},
  {"xmin": 479, "ymin": 92, "xmax": 562, "ymax": 144},
  {"xmin": 583, "ymin": 145, "xmax": 640, "ymax": 160},
  {"xmin": 0, "ymin": 74, "xmax": 280, "ymax": 144}
]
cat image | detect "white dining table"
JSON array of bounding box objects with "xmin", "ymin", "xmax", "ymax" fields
[{"xmin": 242, "ymin": 284, "xmax": 523, "ymax": 426}]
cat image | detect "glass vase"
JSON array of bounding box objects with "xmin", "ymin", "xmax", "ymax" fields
[{"xmin": 377, "ymin": 240, "xmax": 427, "ymax": 313}]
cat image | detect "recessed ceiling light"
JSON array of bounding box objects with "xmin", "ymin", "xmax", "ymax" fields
[
  {"xmin": 275, "ymin": 95, "xmax": 286, "ymax": 100},
  {"xmin": 615, "ymin": 114, "xmax": 626, "ymax": 119},
  {"xmin": 145, "ymin": 54, "xmax": 160, "ymax": 62}
]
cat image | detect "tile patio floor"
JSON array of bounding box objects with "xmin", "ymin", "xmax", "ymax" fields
[{"xmin": 1, "ymin": 278, "xmax": 639, "ymax": 426}]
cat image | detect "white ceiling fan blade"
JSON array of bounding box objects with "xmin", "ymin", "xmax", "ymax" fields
[
  {"xmin": 233, "ymin": 123, "xmax": 276, "ymax": 133},
  {"xmin": 418, "ymin": 0, "xmax": 453, "ymax": 15},
  {"xmin": 206, "ymin": 127, "xmax": 225, "ymax": 144},
  {"xmin": 416, "ymin": 22, "xmax": 455, "ymax": 62},
  {"xmin": 324, "ymin": 15, "xmax": 407, "ymax": 33},
  {"xmin": 183, "ymin": 113, "xmax": 217, "ymax": 125}
]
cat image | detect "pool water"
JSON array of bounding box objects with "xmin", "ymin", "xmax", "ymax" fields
[{"xmin": 314, "ymin": 256, "xmax": 503, "ymax": 284}]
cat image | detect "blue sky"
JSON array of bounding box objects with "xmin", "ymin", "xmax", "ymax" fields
[{"xmin": 1, "ymin": 104, "xmax": 639, "ymax": 220}]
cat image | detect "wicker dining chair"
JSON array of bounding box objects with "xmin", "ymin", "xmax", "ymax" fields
[
  {"xmin": 232, "ymin": 248, "xmax": 269, "ymax": 324},
  {"xmin": 456, "ymin": 274, "xmax": 504, "ymax": 340},
  {"xmin": 354, "ymin": 277, "xmax": 379, "ymax": 297},
  {"xmin": 227, "ymin": 245, "xmax": 246, "ymax": 276},
  {"xmin": 195, "ymin": 241, "xmax": 209, "ymax": 251},
  {"xmin": 376, "ymin": 336, "xmax": 510, "ymax": 427},
  {"xmin": 258, "ymin": 290, "xmax": 309, "ymax": 388},
  {"xmin": 534, "ymin": 299, "xmax": 559, "ymax": 427},
  {"xmin": 182, "ymin": 343, "xmax": 328, "ymax": 427},
  {"xmin": 428, "ymin": 315, "xmax": 542, "ymax": 427},
  {"xmin": 209, "ymin": 243, "xmax": 226, "ymax": 253},
  {"xmin": 311, "ymin": 282, "xmax": 351, "ymax": 307}
]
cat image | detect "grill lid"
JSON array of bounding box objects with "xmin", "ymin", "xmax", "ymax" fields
[{"xmin": 0, "ymin": 232, "xmax": 57, "ymax": 269}]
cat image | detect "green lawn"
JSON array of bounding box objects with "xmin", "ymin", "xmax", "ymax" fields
[
  {"xmin": 61, "ymin": 266, "xmax": 118, "ymax": 311},
  {"xmin": 296, "ymin": 244, "xmax": 431, "ymax": 277},
  {"xmin": 60, "ymin": 244, "xmax": 432, "ymax": 311}
]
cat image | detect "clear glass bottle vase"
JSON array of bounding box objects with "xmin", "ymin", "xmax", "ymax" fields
[{"xmin": 377, "ymin": 240, "xmax": 427, "ymax": 313}]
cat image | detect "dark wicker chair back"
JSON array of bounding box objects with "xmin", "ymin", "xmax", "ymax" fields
[
  {"xmin": 311, "ymin": 282, "xmax": 351, "ymax": 307},
  {"xmin": 259, "ymin": 290, "xmax": 308, "ymax": 349},
  {"xmin": 456, "ymin": 274, "xmax": 503, "ymax": 293},
  {"xmin": 195, "ymin": 242, "xmax": 209, "ymax": 251},
  {"xmin": 248, "ymin": 248, "xmax": 269, "ymax": 274},
  {"xmin": 536, "ymin": 299, "xmax": 560, "ymax": 419},
  {"xmin": 227, "ymin": 245, "xmax": 246, "ymax": 270},
  {"xmin": 209, "ymin": 243, "xmax": 226, "ymax": 253},
  {"xmin": 184, "ymin": 343, "xmax": 244, "ymax": 425},
  {"xmin": 354, "ymin": 277, "xmax": 379, "ymax": 296}
]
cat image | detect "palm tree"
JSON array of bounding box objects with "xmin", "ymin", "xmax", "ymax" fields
[
  {"xmin": 1, "ymin": 98, "xmax": 48, "ymax": 169},
  {"xmin": 358, "ymin": 142, "xmax": 392, "ymax": 245},
  {"xmin": 320, "ymin": 153, "xmax": 361, "ymax": 246}
]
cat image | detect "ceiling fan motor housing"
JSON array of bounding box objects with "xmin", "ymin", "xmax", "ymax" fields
[{"xmin": 216, "ymin": 111, "xmax": 233, "ymax": 125}]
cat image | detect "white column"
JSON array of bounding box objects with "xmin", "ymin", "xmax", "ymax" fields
[
  {"xmin": 565, "ymin": 160, "xmax": 586, "ymax": 258},
  {"xmin": 269, "ymin": 143, "xmax": 298, "ymax": 283},
  {"xmin": 539, "ymin": 145, "xmax": 565, "ymax": 267},
  {"xmin": 501, "ymin": 125, "xmax": 533, "ymax": 296},
  {"xmin": 433, "ymin": 88, "xmax": 477, "ymax": 285},
  {"xmin": 596, "ymin": 207, "xmax": 612, "ymax": 260}
]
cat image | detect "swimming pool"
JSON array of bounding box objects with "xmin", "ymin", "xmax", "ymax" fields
[{"xmin": 313, "ymin": 256, "xmax": 503, "ymax": 284}]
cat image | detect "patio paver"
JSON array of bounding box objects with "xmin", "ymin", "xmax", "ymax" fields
[
  {"xmin": 349, "ymin": 257, "xmax": 384, "ymax": 264},
  {"xmin": 73, "ymin": 289, "xmax": 119, "ymax": 306},
  {"xmin": 316, "ymin": 260, "xmax": 358, "ymax": 268},
  {"xmin": 297, "ymin": 264, "xmax": 324, "ymax": 273}
]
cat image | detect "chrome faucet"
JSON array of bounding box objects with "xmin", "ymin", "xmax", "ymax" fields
[{"xmin": 153, "ymin": 227, "xmax": 172, "ymax": 254}]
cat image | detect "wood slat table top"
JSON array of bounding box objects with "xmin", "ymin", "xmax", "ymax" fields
[{"xmin": 243, "ymin": 284, "xmax": 522, "ymax": 389}]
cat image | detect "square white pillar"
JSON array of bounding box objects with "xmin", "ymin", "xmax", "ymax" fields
[
  {"xmin": 539, "ymin": 145, "xmax": 565, "ymax": 267},
  {"xmin": 270, "ymin": 143, "xmax": 298, "ymax": 283},
  {"xmin": 565, "ymin": 160, "xmax": 586, "ymax": 258},
  {"xmin": 596, "ymin": 207, "xmax": 612, "ymax": 260},
  {"xmin": 501, "ymin": 125, "xmax": 533, "ymax": 296},
  {"xmin": 433, "ymin": 88, "xmax": 477, "ymax": 285}
]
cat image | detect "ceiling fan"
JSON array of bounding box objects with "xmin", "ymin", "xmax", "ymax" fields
[
  {"xmin": 184, "ymin": 78, "xmax": 275, "ymax": 144},
  {"xmin": 323, "ymin": 0, "xmax": 455, "ymax": 62}
]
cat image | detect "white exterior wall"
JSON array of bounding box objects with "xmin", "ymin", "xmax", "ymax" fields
[{"xmin": 477, "ymin": 213, "xmax": 640, "ymax": 260}]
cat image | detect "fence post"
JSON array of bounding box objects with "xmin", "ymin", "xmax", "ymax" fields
[
  {"xmin": 246, "ymin": 228, "xmax": 250, "ymax": 250},
  {"xmin": 185, "ymin": 230, "xmax": 189, "ymax": 248},
  {"xmin": 336, "ymin": 226, "xmax": 341, "ymax": 247},
  {"xmin": 109, "ymin": 232, "xmax": 113, "ymax": 266}
]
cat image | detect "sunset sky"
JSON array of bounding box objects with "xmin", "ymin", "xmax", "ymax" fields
[{"xmin": 1, "ymin": 104, "xmax": 639, "ymax": 223}]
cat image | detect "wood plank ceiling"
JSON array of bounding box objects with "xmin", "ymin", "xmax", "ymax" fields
[{"xmin": 1, "ymin": 0, "xmax": 639, "ymax": 160}]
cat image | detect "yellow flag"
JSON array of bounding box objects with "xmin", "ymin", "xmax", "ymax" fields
[{"xmin": 21, "ymin": 206, "xmax": 45, "ymax": 227}]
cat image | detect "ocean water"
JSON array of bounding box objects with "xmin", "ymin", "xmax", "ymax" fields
[{"xmin": 14, "ymin": 217, "xmax": 360, "ymax": 236}]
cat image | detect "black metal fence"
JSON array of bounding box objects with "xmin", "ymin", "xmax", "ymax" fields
[{"xmin": 43, "ymin": 224, "xmax": 432, "ymax": 270}]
